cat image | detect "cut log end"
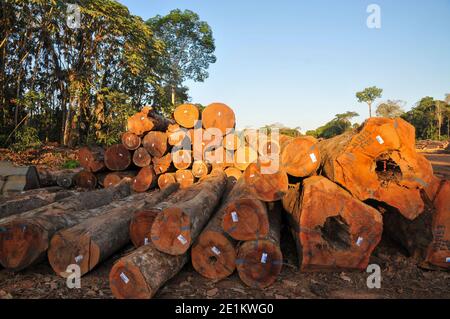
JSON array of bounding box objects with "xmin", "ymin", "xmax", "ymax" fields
[
  {"xmin": 202, "ymin": 103, "xmax": 236, "ymax": 136},
  {"xmin": 121, "ymin": 132, "xmax": 141, "ymax": 150},
  {"xmin": 130, "ymin": 209, "xmax": 160, "ymax": 248},
  {"xmin": 157, "ymin": 173, "xmax": 176, "ymax": 190},
  {"xmin": 175, "ymin": 170, "xmax": 194, "ymax": 189},
  {"xmin": 236, "ymin": 240, "xmax": 282, "ymax": 289},
  {"xmin": 109, "ymin": 260, "xmax": 152, "ymax": 299},
  {"xmin": 74, "ymin": 171, "xmax": 97, "ymax": 189},
  {"xmin": 191, "ymin": 230, "xmax": 236, "ymax": 280},
  {"xmin": 77, "ymin": 146, "xmax": 105, "ymax": 172},
  {"xmin": 192, "ymin": 161, "xmax": 211, "ymax": 179},
  {"xmin": 132, "ymin": 166, "xmax": 156, "ymax": 193},
  {"xmin": 151, "ymin": 207, "xmax": 191, "ymax": 255},
  {"xmin": 104, "ymin": 144, "xmax": 131, "ymax": 171},
  {"xmin": 172, "ymin": 150, "xmax": 192, "ymax": 170},
  {"xmin": 143, "ymin": 131, "xmax": 168, "ymax": 158},
  {"xmin": 280, "ymin": 136, "xmax": 320, "ymax": 177},
  {"xmin": 222, "ymin": 198, "xmax": 269, "ymax": 241},
  {"xmin": 133, "ymin": 147, "xmax": 152, "ymax": 168},
  {"xmin": 173, "ymin": 104, "xmax": 199, "ymax": 128}
]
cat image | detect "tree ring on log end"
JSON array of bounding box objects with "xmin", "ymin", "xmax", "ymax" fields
[{"xmin": 109, "ymin": 261, "xmax": 151, "ymax": 299}]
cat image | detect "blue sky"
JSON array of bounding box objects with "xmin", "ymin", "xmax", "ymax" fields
[{"xmin": 118, "ymin": 0, "xmax": 450, "ymax": 131}]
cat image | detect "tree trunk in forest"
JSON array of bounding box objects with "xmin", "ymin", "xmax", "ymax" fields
[{"xmin": 0, "ymin": 180, "xmax": 132, "ymax": 271}]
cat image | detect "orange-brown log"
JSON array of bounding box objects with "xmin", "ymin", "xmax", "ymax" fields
[
  {"xmin": 192, "ymin": 161, "xmax": 211, "ymax": 179},
  {"xmin": 126, "ymin": 106, "xmax": 173, "ymax": 136},
  {"xmin": 132, "ymin": 147, "xmax": 152, "ymax": 168},
  {"xmin": 152, "ymin": 153, "xmax": 172, "ymax": 175},
  {"xmin": 109, "ymin": 242, "xmax": 188, "ymax": 299},
  {"xmin": 38, "ymin": 168, "xmax": 83, "ymax": 188},
  {"xmin": 157, "ymin": 173, "xmax": 176, "ymax": 190},
  {"xmin": 121, "ymin": 132, "xmax": 141, "ymax": 151},
  {"xmin": 175, "ymin": 169, "xmax": 195, "ymax": 189},
  {"xmin": 280, "ymin": 136, "xmax": 320, "ymax": 177},
  {"xmin": 243, "ymin": 160, "xmax": 289, "ymax": 202},
  {"xmin": 104, "ymin": 144, "xmax": 131, "ymax": 171},
  {"xmin": 234, "ymin": 145, "xmax": 258, "ymax": 171},
  {"xmin": 0, "ymin": 180, "xmax": 132, "ymax": 271},
  {"xmin": 191, "ymin": 177, "xmax": 238, "ymax": 280},
  {"xmin": 221, "ymin": 179, "xmax": 269, "ymax": 241},
  {"xmin": 77, "ymin": 146, "xmax": 105, "ymax": 173},
  {"xmin": 236, "ymin": 202, "xmax": 283, "ymax": 289},
  {"xmin": 424, "ymin": 180, "xmax": 450, "ymax": 270},
  {"xmin": 48, "ymin": 184, "xmax": 178, "ymax": 278},
  {"xmin": 151, "ymin": 170, "xmax": 227, "ymax": 255},
  {"xmin": 101, "ymin": 171, "xmax": 137, "ymax": 189},
  {"xmin": 318, "ymin": 117, "xmax": 434, "ymax": 220},
  {"xmin": 132, "ymin": 166, "xmax": 157, "ymax": 193},
  {"xmin": 129, "ymin": 183, "xmax": 203, "ymax": 248},
  {"xmin": 283, "ymin": 176, "xmax": 383, "ymax": 271},
  {"xmin": 173, "ymin": 104, "xmax": 200, "ymax": 129},
  {"xmin": 172, "ymin": 149, "xmax": 192, "ymax": 170},
  {"xmin": 202, "ymin": 103, "xmax": 236, "ymax": 136},
  {"xmin": 167, "ymin": 127, "xmax": 191, "ymax": 147},
  {"xmin": 74, "ymin": 170, "xmax": 97, "ymax": 189},
  {"xmin": 224, "ymin": 167, "xmax": 242, "ymax": 180},
  {"xmin": 223, "ymin": 132, "xmax": 241, "ymax": 151},
  {"xmin": 143, "ymin": 131, "xmax": 168, "ymax": 158}
]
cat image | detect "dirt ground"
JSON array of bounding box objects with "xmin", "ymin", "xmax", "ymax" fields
[{"xmin": 0, "ymin": 147, "xmax": 449, "ymax": 299}]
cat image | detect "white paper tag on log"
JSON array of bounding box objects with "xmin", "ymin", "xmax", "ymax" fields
[
  {"xmin": 120, "ymin": 272, "xmax": 130, "ymax": 284},
  {"xmin": 356, "ymin": 237, "xmax": 364, "ymax": 246},
  {"xmin": 211, "ymin": 246, "xmax": 221, "ymax": 255},
  {"xmin": 231, "ymin": 212, "xmax": 239, "ymax": 222},
  {"xmin": 446, "ymin": 257, "xmax": 450, "ymax": 263},
  {"xmin": 376, "ymin": 135, "xmax": 384, "ymax": 145},
  {"xmin": 261, "ymin": 252, "xmax": 268, "ymax": 264},
  {"xmin": 144, "ymin": 238, "xmax": 149, "ymax": 246},
  {"xmin": 75, "ymin": 255, "xmax": 83, "ymax": 263},
  {"xmin": 309, "ymin": 153, "xmax": 317, "ymax": 163},
  {"xmin": 177, "ymin": 234, "xmax": 188, "ymax": 245}
]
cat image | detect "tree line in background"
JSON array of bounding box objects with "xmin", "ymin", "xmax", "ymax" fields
[
  {"xmin": 306, "ymin": 87, "xmax": 450, "ymax": 141},
  {"xmin": 0, "ymin": 0, "xmax": 215, "ymax": 149}
]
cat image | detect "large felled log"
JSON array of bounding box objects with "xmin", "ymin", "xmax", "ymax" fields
[
  {"xmin": 132, "ymin": 147, "xmax": 152, "ymax": 168},
  {"xmin": 37, "ymin": 168, "xmax": 82, "ymax": 188},
  {"xmin": 121, "ymin": 132, "xmax": 141, "ymax": 151},
  {"xmin": 48, "ymin": 184, "xmax": 179, "ymax": 277},
  {"xmin": 104, "ymin": 144, "xmax": 131, "ymax": 171},
  {"xmin": 109, "ymin": 242, "xmax": 188, "ymax": 299},
  {"xmin": 143, "ymin": 131, "xmax": 168, "ymax": 158},
  {"xmin": 127, "ymin": 106, "xmax": 173, "ymax": 136},
  {"xmin": 202, "ymin": 103, "xmax": 236, "ymax": 136},
  {"xmin": 173, "ymin": 104, "xmax": 199, "ymax": 129},
  {"xmin": 151, "ymin": 170, "xmax": 227, "ymax": 255},
  {"xmin": 425, "ymin": 180, "xmax": 450, "ymax": 270},
  {"xmin": 0, "ymin": 180, "xmax": 132, "ymax": 271},
  {"xmin": 152, "ymin": 153, "xmax": 172, "ymax": 175},
  {"xmin": 191, "ymin": 178, "xmax": 240, "ymax": 280},
  {"xmin": 236, "ymin": 202, "xmax": 283, "ymax": 289},
  {"xmin": 318, "ymin": 117, "xmax": 434, "ymax": 220},
  {"xmin": 0, "ymin": 161, "xmax": 40, "ymax": 194},
  {"xmin": 283, "ymin": 176, "xmax": 383, "ymax": 271},
  {"xmin": 243, "ymin": 160, "xmax": 289, "ymax": 202},
  {"xmin": 0, "ymin": 186, "xmax": 63, "ymax": 203},
  {"xmin": 77, "ymin": 146, "xmax": 105, "ymax": 173},
  {"xmin": 74, "ymin": 170, "xmax": 97, "ymax": 189},
  {"xmin": 0, "ymin": 189, "xmax": 75, "ymax": 220},
  {"xmin": 132, "ymin": 166, "xmax": 157, "ymax": 193},
  {"xmin": 280, "ymin": 136, "xmax": 320, "ymax": 177},
  {"xmin": 130, "ymin": 185, "xmax": 201, "ymax": 247},
  {"xmin": 221, "ymin": 179, "xmax": 269, "ymax": 241}
]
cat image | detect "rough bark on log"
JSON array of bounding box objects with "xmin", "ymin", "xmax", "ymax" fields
[
  {"xmin": 132, "ymin": 166, "xmax": 157, "ymax": 193},
  {"xmin": 127, "ymin": 106, "xmax": 173, "ymax": 136},
  {"xmin": 121, "ymin": 132, "xmax": 141, "ymax": 151},
  {"xmin": 202, "ymin": 103, "xmax": 236, "ymax": 136},
  {"xmin": 236, "ymin": 202, "xmax": 283, "ymax": 289},
  {"xmin": 283, "ymin": 176, "xmax": 383, "ymax": 271},
  {"xmin": 74, "ymin": 170, "xmax": 97, "ymax": 189},
  {"xmin": 38, "ymin": 168, "xmax": 82, "ymax": 188},
  {"xmin": 143, "ymin": 131, "xmax": 168, "ymax": 158},
  {"xmin": 280, "ymin": 136, "xmax": 320, "ymax": 177},
  {"xmin": 0, "ymin": 180, "xmax": 132, "ymax": 271},
  {"xmin": 173, "ymin": 104, "xmax": 200, "ymax": 129},
  {"xmin": 175, "ymin": 169, "xmax": 194, "ymax": 189},
  {"xmin": 151, "ymin": 170, "xmax": 227, "ymax": 255},
  {"xmin": 77, "ymin": 146, "xmax": 105, "ymax": 173},
  {"xmin": 109, "ymin": 242, "xmax": 188, "ymax": 299},
  {"xmin": 48, "ymin": 184, "xmax": 179, "ymax": 277},
  {"xmin": 318, "ymin": 118, "xmax": 434, "ymax": 220},
  {"xmin": 132, "ymin": 147, "xmax": 152, "ymax": 168},
  {"xmin": 157, "ymin": 173, "xmax": 176, "ymax": 190},
  {"xmin": 152, "ymin": 153, "xmax": 172, "ymax": 175},
  {"xmin": 192, "ymin": 161, "xmax": 211, "ymax": 179},
  {"xmin": 221, "ymin": 179, "xmax": 269, "ymax": 241},
  {"xmin": 104, "ymin": 144, "xmax": 131, "ymax": 171},
  {"xmin": 0, "ymin": 189, "xmax": 75, "ymax": 220},
  {"xmin": 243, "ymin": 160, "xmax": 289, "ymax": 202}
]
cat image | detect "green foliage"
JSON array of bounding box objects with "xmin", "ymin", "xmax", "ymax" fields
[
  {"xmin": 376, "ymin": 100, "xmax": 405, "ymax": 118},
  {"xmin": 62, "ymin": 160, "xmax": 80, "ymax": 169},
  {"xmin": 356, "ymin": 86, "xmax": 383, "ymax": 117},
  {"xmin": 10, "ymin": 127, "xmax": 42, "ymax": 151},
  {"xmin": 307, "ymin": 111, "xmax": 359, "ymax": 139}
]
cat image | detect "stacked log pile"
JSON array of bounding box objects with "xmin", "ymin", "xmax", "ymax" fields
[{"xmin": 0, "ymin": 103, "xmax": 448, "ymax": 300}]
